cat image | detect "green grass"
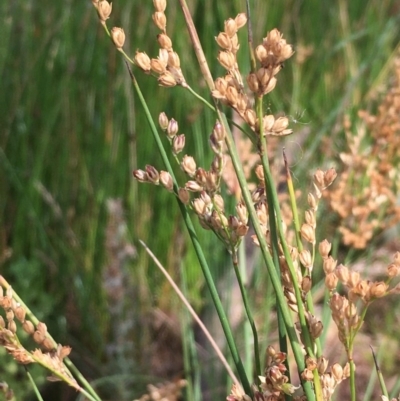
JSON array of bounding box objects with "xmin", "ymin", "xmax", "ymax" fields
[{"xmin": 1, "ymin": 0, "xmax": 400, "ymax": 399}]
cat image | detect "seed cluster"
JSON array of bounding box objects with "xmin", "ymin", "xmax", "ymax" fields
[
  {"xmin": 0, "ymin": 285, "xmax": 79, "ymax": 390},
  {"xmin": 324, "ymin": 58, "xmax": 400, "ymax": 249},
  {"xmin": 213, "ymin": 23, "xmax": 293, "ymax": 137}
]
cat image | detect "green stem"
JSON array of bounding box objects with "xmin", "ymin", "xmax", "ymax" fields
[
  {"xmin": 126, "ymin": 65, "xmax": 251, "ymax": 395},
  {"xmin": 232, "ymin": 251, "xmax": 261, "ymax": 378}
]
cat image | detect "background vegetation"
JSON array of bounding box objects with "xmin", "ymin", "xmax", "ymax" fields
[{"xmin": 1, "ymin": 0, "xmax": 400, "ymax": 400}]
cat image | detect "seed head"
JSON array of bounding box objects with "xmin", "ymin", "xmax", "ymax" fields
[
  {"xmin": 301, "ymin": 223, "xmax": 315, "ymax": 244},
  {"xmin": 218, "ymin": 51, "xmax": 236, "ymax": 71},
  {"xmin": 135, "ymin": 52, "xmax": 151, "ymax": 73},
  {"xmin": 234, "ymin": 13, "xmax": 247, "ymax": 29},
  {"xmin": 110, "ymin": 27, "xmax": 125, "ymax": 50},
  {"xmin": 152, "ymin": 12, "xmax": 166, "ymax": 31},
  {"xmin": 159, "ymin": 171, "xmax": 173, "ymax": 192},
  {"xmin": 153, "ymin": 0, "xmax": 166, "ymax": 12},
  {"xmin": 133, "ymin": 169, "xmax": 148, "ymax": 183},
  {"xmin": 158, "ymin": 112, "xmax": 169, "ymax": 130},
  {"xmin": 178, "ymin": 187, "xmax": 190, "ymax": 204},
  {"xmin": 167, "ymin": 118, "xmax": 178, "ymax": 138},
  {"xmin": 158, "ymin": 71, "xmax": 177, "ymax": 87},
  {"xmin": 319, "ymin": 239, "xmax": 331, "ymax": 258},
  {"xmin": 299, "ymin": 250, "xmax": 312, "ymax": 270},
  {"xmin": 157, "ymin": 33, "xmax": 173, "ymax": 50},
  {"xmin": 325, "ymin": 272, "xmax": 338, "ymax": 291},
  {"xmin": 172, "ymin": 134, "xmax": 185, "ymax": 154},
  {"xmin": 97, "ymin": 1, "xmax": 112, "ymax": 23},
  {"xmin": 369, "ymin": 281, "xmax": 388, "ymax": 298},
  {"xmin": 181, "ymin": 155, "xmax": 196, "ymax": 176},
  {"xmin": 145, "ymin": 165, "xmax": 160, "ymax": 184}
]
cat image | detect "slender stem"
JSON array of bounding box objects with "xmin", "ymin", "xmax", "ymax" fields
[
  {"xmin": 370, "ymin": 346, "xmax": 389, "ymax": 400},
  {"xmin": 126, "ymin": 66, "xmax": 251, "ymax": 394},
  {"xmin": 25, "ymin": 368, "xmax": 45, "ymax": 401},
  {"xmin": 139, "ymin": 240, "xmax": 241, "ymax": 389},
  {"xmin": 232, "ymin": 251, "xmax": 261, "ymax": 378}
]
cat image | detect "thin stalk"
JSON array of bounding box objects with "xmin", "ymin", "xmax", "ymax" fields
[
  {"xmin": 238, "ymin": 240, "xmax": 253, "ymax": 379},
  {"xmin": 126, "ymin": 66, "xmax": 251, "ymax": 394},
  {"xmin": 255, "ymin": 97, "xmax": 289, "ymax": 376},
  {"xmin": 349, "ymin": 357, "xmax": 356, "ymax": 401},
  {"xmin": 370, "ymin": 346, "xmax": 389, "ymax": 400},
  {"xmin": 25, "ymin": 368, "xmax": 44, "ymax": 401},
  {"xmin": 232, "ymin": 250, "xmax": 261, "ymax": 378},
  {"xmin": 284, "ymin": 151, "xmax": 322, "ymax": 358}
]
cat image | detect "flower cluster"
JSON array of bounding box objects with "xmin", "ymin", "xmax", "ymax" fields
[
  {"xmin": 134, "ymin": 1, "xmax": 186, "ymax": 87},
  {"xmin": 0, "ymin": 284, "xmax": 79, "ymax": 390},
  {"xmin": 302, "ymin": 356, "xmax": 350, "ymax": 401},
  {"xmin": 213, "ymin": 25, "xmax": 293, "ymax": 137},
  {"xmin": 324, "ymin": 57, "xmax": 400, "ymax": 249}
]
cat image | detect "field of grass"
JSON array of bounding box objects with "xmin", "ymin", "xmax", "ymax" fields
[{"xmin": 1, "ymin": 0, "xmax": 400, "ymax": 400}]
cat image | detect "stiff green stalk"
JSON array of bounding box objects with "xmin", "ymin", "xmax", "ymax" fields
[
  {"xmin": 25, "ymin": 368, "xmax": 44, "ymax": 401},
  {"xmin": 232, "ymin": 251, "xmax": 261, "ymax": 378},
  {"xmin": 126, "ymin": 65, "xmax": 251, "ymax": 395},
  {"xmin": 371, "ymin": 346, "xmax": 389, "ymax": 400}
]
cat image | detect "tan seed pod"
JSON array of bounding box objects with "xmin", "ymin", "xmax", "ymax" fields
[
  {"xmin": 185, "ymin": 180, "xmax": 203, "ymax": 192},
  {"xmin": 224, "ymin": 18, "xmax": 237, "ymax": 37},
  {"xmin": 218, "ymin": 51, "xmax": 236, "ymax": 71},
  {"xmin": 236, "ymin": 202, "xmax": 248, "ymax": 225},
  {"xmin": 299, "ymin": 249, "xmax": 312, "ymax": 269},
  {"xmin": 272, "ymin": 116, "xmax": 289, "ymax": 133},
  {"xmin": 172, "ymin": 134, "xmax": 185, "ymax": 155},
  {"xmin": 135, "ymin": 52, "xmax": 151, "ymax": 73},
  {"xmin": 158, "ymin": 71, "xmax": 176, "ymax": 87},
  {"xmin": 110, "ymin": 27, "xmax": 125, "ymax": 49},
  {"xmin": 319, "ymin": 239, "xmax": 331, "ymax": 258},
  {"xmin": 178, "ymin": 187, "xmax": 190, "ymax": 203},
  {"xmin": 151, "ymin": 58, "xmax": 167, "ymax": 74},
  {"xmin": 22, "ymin": 320, "xmax": 35, "ymax": 335},
  {"xmin": 97, "ymin": 1, "xmax": 112, "ymax": 22},
  {"xmin": 181, "ymin": 155, "xmax": 196, "ymax": 176},
  {"xmin": 33, "ymin": 330, "xmax": 45, "ymax": 344},
  {"xmin": 133, "ymin": 169, "xmax": 148, "ymax": 182},
  {"xmin": 6, "ymin": 309, "xmax": 14, "ymax": 322},
  {"xmin": 246, "ymin": 73, "xmax": 259, "ymax": 93},
  {"xmin": 192, "ymin": 198, "xmax": 206, "ymax": 215},
  {"xmin": 8, "ymin": 320, "xmax": 17, "ymax": 334},
  {"xmin": 301, "ymin": 223, "xmax": 315, "ymax": 244},
  {"xmin": 325, "ymin": 272, "xmax": 338, "ymax": 291},
  {"xmin": 323, "ymin": 256, "xmax": 337, "ymax": 274},
  {"xmin": 168, "ymin": 51, "xmax": 181, "ymax": 69},
  {"xmin": 157, "ymin": 33, "xmax": 173, "ymax": 50},
  {"xmin": 234, "ymin": 13, "xmax": 247, "ymax": 29},
  {"xmin": 369, "ymin": 281, "xmax": 388, "ymax": 298},
  {"xmin": 159, "ymin": 171, "xmax": 173, "ymax": 192},
  {"xmin": 215, "ymin": 32, "xmax": 231, "ymax": 50},
  {"xmin": 324, "ymin": 167, "xmax": 337, "ymax": 187},
  {"xmin": 42, "ymin": 338, "xmax": 55, "ymax": 352},
  {"xmin": 152, "ymin": 11, "xmax": 166, "ymax": 31},
  {"xmin": 145, "ymin": 165, "xmax": 160, "ymax": 184},
  {"xmin": 153, "ymin": 0, "xmax": 166, "ymax": 12},
  {"xmin": 158, "ymin": 112, "xmax": 169, "ymax": 130},
  {"xmin": 167, "ymin": 118, "xmax": 178, "ymax": 138},
  {"xmin": 225, "ymin": 85, "xmax": 239, "ymax": 106}
]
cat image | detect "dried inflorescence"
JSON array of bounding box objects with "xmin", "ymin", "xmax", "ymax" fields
[
  {"xmin": 324, "ymin": 57, "xmax": 400, "ymax": 249},
  {"xmin": 319, "ymin": 240, "xmax": 400, "ymax": 353},
  {"xmin": 133, "ymin": 115, "xmax": 249, "ymax": 253},
  {"xmin": 213, "ymin": 25, "xmax": 293, "ymax": 137},
  {"xmin": 0, "ymin": 284, "xmax": 79, "ymax": 390},
  {"xmin": 134, "ymin": 1, "xmax": 186, "ymax": 87}
]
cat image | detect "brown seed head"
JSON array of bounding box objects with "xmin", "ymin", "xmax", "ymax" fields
[
  {"xmin": 135, "ymin": 52, "xmax": 151, "ymax": 73},
  {"xmin": 168, "ymin": 51, "xmax": 181, "ymax": 69},
  {"xmin": 324, "ymin": 167, "xmax": 337, "ymax": 187},
  {"xmin": 152, "ymin": 12, "xmax": 166, "ymax": 31},
  {"xmin": 323, "ymin": 256, "xmax": 337, "ymax": 274},
  {"xmin": 6, "ymin": 309, "xmax": 14, "ymax": 322},
  {"xmin": 159, "ymin": 171, "xmax": 173, "ymax": 192},
  {"xmin": 319, "ymin": 239, "xmax": 331, "ymax": 258},
  {"xmin": 335, "ymin": 264, "xmax": 349, "ymax": 284},
  {"xmin": 244, "ymin": 109, "xmax": 257, "ymax": 127},
  {"xmin": 235, "ymin": 13, "xmax": 247, "ymax": 29},
  {"xmin": 325, "ymin": 272, "xmax": 338, "ymax": 291},
  {"xmin": 215, "ymin": 32, "xmax": 232, "ymax": 50},
  {"xmin": 153, "ymin": 0, "xmax": 166, "ymax": 12},
  {"xmin": 151, "ymin": 57, "xmax": 167, "ymax": 74},
  {"xmin": 157, "ymin": 33, "xmax": 173, "ymax": 50},
  {"xmin": 158, "ymin": 71, "xmax": 177, "ymax": 87},
  {"xmin": 172, "ymin": 134, "xmax": 185, "ymax": 155},
  {"xmin": 110, "ymin": 27, "xmax": 125, "ymax": 49},
  {"xmin": 7, "ymin": 320, "xmax": 17, "ymax": 334},
  {"xmin": 246, "ymin": 73, "xmax": 259, "ymax": 93},
  {"xmin": 192, "ymin": 198, "xmax": 207, "ymax": 215},
  {"xmin": 158, "ymin": 112, "xmax": 169, "ymax": 130},
  {"xmin": 301, "ymin": 276, "xmax": 312, "ymax": 293},
  {"xmin": 301, "ymin": 368, "xmax": 314, "ymax": 382},
  {"xmin": 301, "ymin": 223, "xmax": 315, "ymax": 244},
  {"xmin": 348, "ymin": 271, "xmax": 361, "ymax": 289},
  {"xmin": 299, "ymin": 249, "xmax": 312, "ymax": 270},
  {"xmin": 167, "ymin": 118, "xmax": 178, "ymax": 138},
  {"xmin": 42, "ymin": 338, "xmax": 55, "ymax": 352},
  {"xmin": 308, "ymin": 192, "xmax": 317, "ymax": 209},
  {"xmin": 272, "ymin": 116, "xmax": 289, "ymax": 133},
  {"xmin": 387, "ymin": 263, "xmax": 400, "ymax": 278},
  {"xmin": 224, "ymin": 18, "xmax": 237, "ymax": 37},
  {"xmin": 97, "ymin": 1, "xmax": 112, "ymax": 22},
  {"xmin": 133, "ymin": 169, "xmax": 148, "ymax": 183},
  {"xmin": 145, "ymin": 165, "xmax": 160, "ymax": 184},
  {"xmin": 331, "ymin": 364, "xmax": 343, "ymax": 383},
  {"xmin": 314, "ymin": 169, "xmax": 325, "ymax": 189},
  {"xmin": 33, "ymin": 330, "xmax": 45, "ymax": 344},
  {"xmin": 369, "ymin": 281, "xmax": 388, "ymax": 298},
  {"xmin": 22, "ymin": 320, "xmax": 35, "ymax": 335},
  {"xmin": 178, "ymin": 187, "xmax": 190, "ymax": 203},
  {"xmin": 225, "ymin": 85, "xmax": 239, "ymax": 106},
  {"xmin": 218, "ymin": 51, "xmax": 236, "ymax": 71},
  {"xmin": 181, "ymin": 155, "xmax": 197, "ymax": 176},
  {"xmin": 185, "ymin": 180, "xmax": 203, "ymax": 192},
  {"xmin": 317, "ymin": 357, "xmax": 329, "ymax": 375}
]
